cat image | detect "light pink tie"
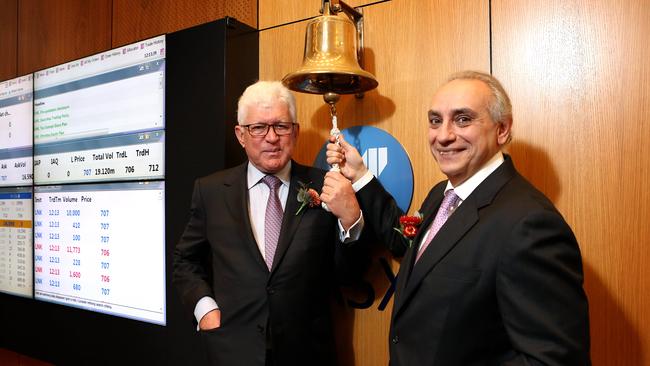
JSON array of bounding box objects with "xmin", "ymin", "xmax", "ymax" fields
[
  {"xmin": 262, "ymin": 175, "xmax": 283, "ymax": 270},
  {"xmin": 415, "ymin": 189, "xmax": 460, "ymax": 263}
]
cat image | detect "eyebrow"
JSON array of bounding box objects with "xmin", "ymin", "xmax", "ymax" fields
[
  {"xmin": 428, "ymin": 107, "xmax": 477, "ymax": 119},
  {"xmin": 428, "ymin": 110, "xmax": 440, "ymax": 119},
  {"xmin": 451, "ymin": 108, "xmax": 478, "ymax": 116},
  {"xmin": 248, "ymin": 121, "xmax": 291, "ymax": 125}
]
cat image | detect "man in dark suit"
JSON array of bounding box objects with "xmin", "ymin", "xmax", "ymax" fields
[
  {"xmin": 173, "ymin": 81, "xmax": 363, "ymax": 366},
  {"xmin": 326, "ymin": 71, "xmax": 591, "ymax": 365}
]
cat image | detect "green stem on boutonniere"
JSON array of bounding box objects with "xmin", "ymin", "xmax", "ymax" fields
[
  {"xmin": 295, "ymin": 201, "xmax": 308, "ymax": 216},
  {"xmin": 295, "ymin": 181, "xmax": 320, "ymax": 216}
]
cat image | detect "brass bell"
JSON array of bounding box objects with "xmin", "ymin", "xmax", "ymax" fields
[{"xmin": 282, "ymin": 0, "xmax": 378, "ymax": 95}]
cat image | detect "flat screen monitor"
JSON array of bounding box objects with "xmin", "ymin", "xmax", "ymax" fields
[
  {"xmin": 33, "ymin": 181, "xmax": 166, "ymax": 325},
  {"xmin": 0, "ymin": 75, "xmax": 33, "ymax": 187},
  {"xmin": 33, "ymin": 35, "xmax": 165, "ymax": 184},
  {"xmin": 0, "ymin": 186, "xmax": 33, "ymax": 297}
]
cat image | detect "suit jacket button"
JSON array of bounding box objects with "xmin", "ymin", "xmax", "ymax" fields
[
  {"xmin": 257, "ymin": 324, "xmax": 265, "ymax": 333},
  {"xmin": 267, "ymin": 287, "xmax": 275, "ymax": 294},
  {"xmin": 392, "ymin": 335, "xmax": 399, "ymax": 344}
]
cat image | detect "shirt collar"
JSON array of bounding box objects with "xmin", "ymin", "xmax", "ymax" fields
[
  {"xmin": 445, "ymin": 151, "xmax": 504, "ymax": 200},
  {"xmin": 247, "ymin": 161, "xmax": 291, "ymax": 189}
]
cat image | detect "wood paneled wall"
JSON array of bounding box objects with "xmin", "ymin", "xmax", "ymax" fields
[
  {"xmin": 17, "ymin": 0, "xmax": 112, "ymax": 75},
  {"xmin": 493, "ymin": 1, "xmax": 650, "ymax": 364},
  {"xmin": 112, "ymin": 0, "xmax": 256, "ymax": 47},
  {"xmin": 259, "ymin": 0, "xmax": 380, "ymax": 29},
  {"xmin": 0, "ymin": 0, "xmax": 17, "ymax": 80},
  {"xmin": 1, "ymin": 0, "xmax": 649, "ymax": 365},
  {"xmin": 0, "ymin": 0, "xmax": 256, "ymax": 78},
  {"xmin": 261, "ymin": 0, "xmax": 650, "ymax": 365}
]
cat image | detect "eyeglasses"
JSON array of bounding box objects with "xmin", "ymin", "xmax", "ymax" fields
[{"xmin": 242, "ymin": 122, "xmax": 297, "ymax": 137}]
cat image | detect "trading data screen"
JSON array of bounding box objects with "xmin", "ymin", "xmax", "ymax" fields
[
  {"xmin": 0, "ymin": 75, "xmax": 33, "ymax": 187},
  {"xmin": 0, "ymin": 186, "xmax": 33, "ymax": 297},
  {"xmin": 34, "ymin": 35, "xmax": 165, "ymax": 184},
  {"xmin": 34, "ymin": 181, "xmax": 166, "ymax": 324}
]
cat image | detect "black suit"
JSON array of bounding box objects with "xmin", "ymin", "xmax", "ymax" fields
[
  {"xmin": 173, "ymin": 161, "xmax": 344, "ymax": 366},
  {"xmin": 357, "ymin": 155, "xmax": 590, "ymax": 365}
]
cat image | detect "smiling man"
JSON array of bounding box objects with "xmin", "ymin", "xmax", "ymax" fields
[
  {"xmin": 327, "ymin": 71, "xmax": 591, "ymax": 365},
  {"xmin": 173, "ymin": 81, "xmax": 363, "ymax": 366}
]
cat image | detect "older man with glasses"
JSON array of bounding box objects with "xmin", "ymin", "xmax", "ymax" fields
[{"xmin": 173, "ymin": 80, "xmax": 364, "ymax": 366}]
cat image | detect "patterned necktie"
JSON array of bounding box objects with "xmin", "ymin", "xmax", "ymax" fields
[
  {"xmin": 262, "ymin": 175, "xmax": 283, "ymax": 270},
  {"xmin": 415, "ymin": 189, "xmax": 460, "ymax": 263}
]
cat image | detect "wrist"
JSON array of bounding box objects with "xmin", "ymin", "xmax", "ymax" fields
[
  {"xmin": 342, "ymin": 208, "xmax": 361, "ymax": 230},
  {"xmin": 353, "ymin": 167, "xmax": 368, "ymax": 184}
]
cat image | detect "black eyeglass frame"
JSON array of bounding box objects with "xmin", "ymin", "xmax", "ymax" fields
[{"xmin": 241, "ymin": 122, "xmax": 297, "ymax": 136}]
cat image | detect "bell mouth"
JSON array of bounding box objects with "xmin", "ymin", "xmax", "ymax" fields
[
  {"xmin": 282, "ymin": 3, "xmax": 378, "ymax": 95},
  {"xmin": 282, "ymin": 69, "xmax": 378, "ymax": 95}
]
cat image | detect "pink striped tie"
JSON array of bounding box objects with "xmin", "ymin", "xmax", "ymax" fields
[
  {"xmin": 262, "ymin": 175, "xmax": 283, "ymax": 270},
  {"xmin": 415, "ymin": 189, "xmax": 460, "ymax": 263}
]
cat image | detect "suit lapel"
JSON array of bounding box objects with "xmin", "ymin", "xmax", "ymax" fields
[
  {"xmin": 395, "ymin": 200, "xmax": 479, "ymax": 314},
  {"xmin": 393, "ymin": 186, "xmax": 445, "ymax": 310},
  {"xmin": 224, "ymin": 163, "xmax": 268, "ymax": 271},
  {"xmin": 393, "ymin": 156, "xmax": 518, "ymax": 317},
  {"xmin": 269, "ymin": 162, "xmax": 308, "ymax": 274}
]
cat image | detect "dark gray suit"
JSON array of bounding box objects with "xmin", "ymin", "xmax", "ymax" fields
[
  {"xmin": 173, "ymin": 161, "xmax": 345, "ymax": 366},
  {"xmin": 357, "ymin": 155, "xmax": 590, "ymax": 365}
]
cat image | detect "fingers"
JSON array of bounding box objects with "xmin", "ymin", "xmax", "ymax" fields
[
  {"xmin": 320, "ymin": 171, "xmax": 361, "ymax": 229},
  {"xmin": 326, "ymin": 134, "xmax": 366, "ymax": 182},
  {"xmin": 326, "ymin": 144, "xmax": 345, "ymax": 166},
  {"xmin": 337, "ymin": 134, "xmax": 351, "ymax": 149},
  {"xmin": 322, "ymin": 171, "xmax": 346, "ymax": 189},
  {"xmin": 321, "ymin": 172, "xmax": 347, "ymax": 199}
]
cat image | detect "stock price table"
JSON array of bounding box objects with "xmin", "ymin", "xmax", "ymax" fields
[
  {"xmin": 34, "ymin": 130, "xmax": 164, "ymax": 185},
  {"xmin": 34, "ymin": 182, "xmax": 165, "ymax": 324},
  {"xmin": 0, "ymin": 189, "xmax": 32, "ymax": 297}
]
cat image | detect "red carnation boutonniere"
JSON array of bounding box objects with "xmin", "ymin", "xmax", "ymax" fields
[
  {"xmin": 295, "ymin": 181, "xmax": 322, "ymax": 216},
  {"xmin": 393, "ymin": 212, "xmax": 423, "ymax": 247}
]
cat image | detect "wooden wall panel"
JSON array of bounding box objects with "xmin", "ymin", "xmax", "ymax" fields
[
  {"xmin": 259, "ymin": 0, "xmax": 384, "ymax": 29},
  {"xmin": 0, "ymin": 0, "xmax": 17, "ymax": 80},
  {"xmin": 17, "ymin": 0, "xmax": 111, "ymax": 74},
  {"xmin": 492, "ymin": 0, "xmax": 650, "ymax": 365},
  {"xmin": 112, "ymin": 0, "xmax": 257, "ymax": 47},
  {"xmin": 261, "ymin": 1, "xmax": 489, "ymax": 364}
]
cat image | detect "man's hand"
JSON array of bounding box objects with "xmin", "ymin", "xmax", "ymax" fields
[
  {"xmin": 326, "ymin": 135, "xmax": 368, "ymax": 183},
  {"xmin": 321, "ymin": 171, "xmax": 361, "ymax": 230},
  {"xmin": 199, "ymin": 309, "xmax": 221, "ymax": 331}
]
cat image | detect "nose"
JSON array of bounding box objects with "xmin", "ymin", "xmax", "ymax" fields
[
  {"xmin": 435, "ymin": 120, "xmax": 456, "ymax": 144},
  {"xmin": 265, "ymin": 126, "xmax": 280, "ymax": 141}
]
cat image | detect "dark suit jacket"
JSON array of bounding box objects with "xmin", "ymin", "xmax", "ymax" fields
[
  {"xmin": 173, "ymin": 161, "xmax": 344, "ymax": 366},
  {"xmin": 357, "ymin": 155, "xmax": 590, "ymax": 366}
]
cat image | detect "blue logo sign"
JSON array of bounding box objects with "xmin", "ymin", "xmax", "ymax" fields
[{"xmin": 314, "ymin": 126, "xmax": 414, "ymax": 212}]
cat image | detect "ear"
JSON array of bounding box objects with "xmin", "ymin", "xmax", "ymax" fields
[
  {"xmin": 234, "ymin": 125, "xmax": 246, "ymax": 148},
  {"xmin": 496, "ymin": 117, "xmax": 512, "ymax": 146}
]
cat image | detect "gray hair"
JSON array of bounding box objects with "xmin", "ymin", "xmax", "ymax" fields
[
  {"xmin": 237, "ymin": 81, "xmax": 297, "ymax": 125},
  {"xmin": 446, "ymin": 71, "xmax": 512, "ymax": 144},
  {"xmin": 447, "ymin": 71, "xmax": 512, "ymax": 124}
]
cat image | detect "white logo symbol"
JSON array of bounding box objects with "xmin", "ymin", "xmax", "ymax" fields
[{"xmin": 362, "ymin": 147, "xmax": 388, "ymax": 177}]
